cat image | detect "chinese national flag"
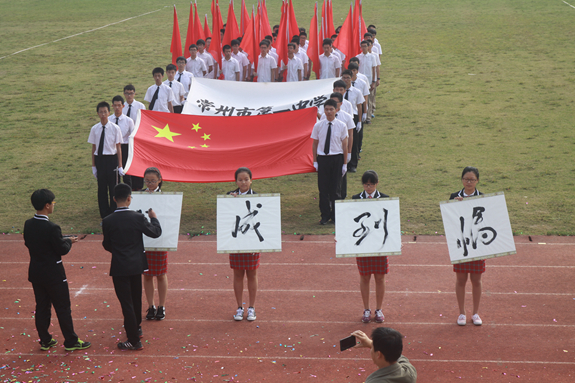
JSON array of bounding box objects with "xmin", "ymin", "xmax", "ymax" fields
[{"xmin": 127, "ymin": 108, "xmax": 317, "ymax": 183}]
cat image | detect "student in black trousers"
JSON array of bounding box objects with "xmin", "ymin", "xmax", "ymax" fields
[
  {"xmin": 24, "ymin": 189, "xmax": 91, "ymax": 351},
  {"xmin": 102, "ymin": 183, "xmax": 162, "ymax": 350}
]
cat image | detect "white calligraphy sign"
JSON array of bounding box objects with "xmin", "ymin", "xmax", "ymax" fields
[
  {"xmin": 440, "ymin": 192, "xmax": 516, "ymax": 264},
  {"xmin": 335, "ymin": 198, "xmax": 402, "ymax": 258},
  {"xmin": 130, "ymin": 192, "xmax": 183, "ymax": 251},
  {"xmin": 217, "ymin": 194, "xmax": 282, "ymax": 253}
]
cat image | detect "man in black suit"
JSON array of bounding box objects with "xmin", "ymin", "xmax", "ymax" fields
[
  {"xmin": 102, "ymin": 183, "xmax": 161, "ymax": 350},
  {"xmin": 24, "ymin": 189, "xmax": 91, "ymax": 351}
]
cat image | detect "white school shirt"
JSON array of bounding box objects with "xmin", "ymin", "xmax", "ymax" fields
[
  {"xmin": 198, "ymin": 51, "xmax": 214, "ymax": 69},
  {"xmin": 355, "ymin": 52, "xmax": 376, "ymax": 84},
  {"xmin": 343, "ymin": 86, "xmax": 364, "ymax": 115},
  {"xmin": 254, "ymin": 54, "xmax": 277, "ymax": 82},
  {"xmin": 109, "ymin": 114, "xmax": 135, "ymax": 144},
  {"xmin": 281, "ymin": 56, "xmax": 303, "ymax": 82},
  {"xmin": 334, "ymin": 48, "xmax": 346, "ymax": 62},
  {"xmin": 320, "ymin": 110, "xmax": 355, "ymax": 131},
  {"xmin": 373, "ymin": 41, "xmax": 382, "ymax": 55},
  {"xmin": 185, "ymin": 56, "xmax": 207, "ymax": 78},
  {"xmin": 144, "ymin": 83, "xmax": 175, "ymax": 113},
  {"xmin": 317, "ymin": 99, "xmax": 353, "ymax": 117},
  {"xmin": 88, "ymin": 121, "xmax": 123, "ymax": 155},
  {"xmin": 310, "ymin": 118, "xmax": 348, "ymax": 156},
  {"xmin": 123, "ymin": 100, "xmax": 146, "ymax": 124},
  {"xmin": 318, "ymin": 53, "xmax": 341, "ymax": 79},
  {"xmin": 176, "ymin": 70, "xmax": 193, "ymax": 99},
  {"xmin": 268, "ymin": 50, "xmax": 279, "ymax": 64},
  {"xmin": 232, "ymin": 51, "xmax": 249, "ymax": 80},
  {"xmin": 371, "ymin": 51, "xmax": 381, "ymax": 66},
  {"xmin": 302, "ymin": 40, "xmax": 309, "ymax": 52},
  {"xmin": 221, "ymin": 57, "xmax": 240, "ymax": 81},
  {"xmin": 296, "ymin": 50, "xmax": 309, "ymax": 67},
  {"xmin": 352, "ymin": 77, "xmax": 370, "ymax": 97},
  {"xmin": 163, "ymin": 79, "xmax": 186, "ymax": 106}
]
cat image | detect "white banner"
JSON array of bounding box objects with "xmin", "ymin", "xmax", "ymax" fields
[
  {"xmin": 440, "ymin": 192, "xmax": 516, "ymax": 264},
  {"xmin": 217, "ymin": 194, "xmax": 282, "ymax": 253},
  {"xmin": 130, "ymin": 192, "xmax": 183, "ymax": 251},
  {"xmin": 183, "ymin": 77, "xmax": 336, "ymax": 116},
  {"xmin": 335, "ymin": 198, "xmax": 402, "ymax": 258}
]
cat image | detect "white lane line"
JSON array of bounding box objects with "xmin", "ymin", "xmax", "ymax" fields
[
  {"xmin": 0, "ymin": 7, "xmax": 167, "ymax": 61},
  {"xmin": 73, "ymin": 284, "xmax": 88, "ymax": 298},
  {"xmin": 564, "ymin": 1, "xmax": 575, "ymax": 9}
]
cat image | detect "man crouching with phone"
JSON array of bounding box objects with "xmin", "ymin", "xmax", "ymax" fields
[{"xmin": 351, "ymin": 328, "xmax": 417, "ymax": 383}]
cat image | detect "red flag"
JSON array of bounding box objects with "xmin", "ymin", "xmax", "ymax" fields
[
  {"xmin": 127, "ymin": 108, "xmax": 317, "ymax": 183},
  {"xmin": 193, "ymin": 3, "xmax": 205, "ymax": 43},
  {"xmin": 326, "ymin": 0, "xmax": 335, "ymax": 39},
  {"xmin": 240, "ymin": 0, "xmax": 250, "ymax": 35},
  {"xmin": 170, "ymin": 5, "xmax": 183, "ymax": 65},
  {"xmin": 288, "ymin": 0, "xmax": 299, "ymax": 42},
  {"xmin": 184, "ymin": 2, "xmax": 194, "ymax": 58},
  {"xmin": 204, "ymin": 14, "xmax": 212, "ymax": 38},
  {"xmin": 333, "ymin": 4, "xmax": 352, "ymax": 66},
  {"xmin": 320, "ymin": 0, "xmax": 326, "ymax": 42},
  {"xmin": 259, "ymin": 0, "xmax": 273, "ymax": 39},
  {"xmin": 240, "ymin": 7, "xmax": 258, "ymax": 73},
  {"xmin": 274, "ymin": 1, "xmax": 288, "ymax": 67},
  {"xmin": 351, "ymin": 0, "xmax": 361, "ymax": 57},
  {"xmin": 222, "ymin": 0, "xmax": 241, "ymax": 47},
  {"xmin": 359, "ymin": 0, "xmax": 367, "ymax": 41},
  {"xmin": 307, "ymin": 2, "xmax": 320, "ymax": 79},
  {"xmin": 210, "ymin": 1, "xmax": 223, "ymax": 67}
]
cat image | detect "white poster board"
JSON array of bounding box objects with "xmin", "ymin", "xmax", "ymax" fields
[
  {"xmin": 440, "ymin": 192, "xmax": 516, "ymax": 264},
  {"xmin": 130, "ymin": 192, "xmax": 183, "ymax": 251},
  {"xmin": 335, "ymin": 198, "xmax": 402, "ymax": 258},
  {"xmin": 217, "ymin": 194, "xmax": 282, "ymax": 253}
]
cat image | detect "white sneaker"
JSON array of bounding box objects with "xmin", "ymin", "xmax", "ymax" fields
[
  {"xmin": 234, "ymin": 307, "xmax": 244, "ymax": 321},
  {"xmin": 247, "ymin": 307, "xmax": 256, "ymax": 321},
  {"xmin": 472, "ymin": 314, "xmax": 482, "ymax": 326},
  {"xmin": 457, "ymin": 314, "xmax": 467, "ymax": 326}
]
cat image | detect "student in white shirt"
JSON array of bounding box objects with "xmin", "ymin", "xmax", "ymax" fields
[
  {"xmin": 341, "ymin": 70, "xmax": 364, "ymax": 173},
  {"xmin": 111, "ymin": 95, "xmax": 135, "ymax": 186},
  {"xmin": 164, "ymin": 64, "xmax": 186, "ymax": 113},
  {"xmin": 292, "ymin": 38, "xmax": 310, "ymax": 80},
  {"xmin": 186, "ymin": 44, "xmax": 207, "ymax": 78},
  {"xmin": 221, "ymin": 45, "xmax": 241, "ymax": 81},
  {"xmin": 231, "ymin": 39, "xmax": 249, "ymax": 81},
  {"xmin": 253, "ymin": 41, "xmax": 277, "ymax": 83},
  {"xmin": 144, "ymin": 67, "xmax": 175, "ymax": 113},
  {"xmin": 280, "ymin": 43, "xmax": 303, "ymax": 82},
  {"xmin": 356, "ymin": 41, "xmax": 377, "ymax": 89},
  {"xmin": 196, "ymin": 39, "xmax": 215, "ymax": 79},
  {"xmin": 299, "ymin": 32, "xmax": 309, "ymax": 52},
  {"xmin": 175, "ymin": 56, "xmax": 193, "ymax": 104},
  {"xmin": 319, "ymin": 38, "xmax": 342, "ymax": 79},
  {"xmin": 122, "ymin": 85, "xmax": 146, "ymax": 125}
]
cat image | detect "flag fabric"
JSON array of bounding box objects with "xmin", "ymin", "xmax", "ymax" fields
[
  {"xmin": 170, "ymin": 5, "xmax": 183, "ymax": 64},
  {"xmin": 307, "ymin": 2, "xmax": 321, "ymax": 79},
  {"xmin": 222, "ymin": 0, "xmax": 241, "ymax": 48},
  {"xmin": 259, "ymin": 1, "xmax": 273, "ymax": 39},
  {"xmin": 240, "ymin": 0, "xmax": 250, "ymax": 35},
  {"xmin": 184, "ymin": 2, "xmax": 195, "ymax": 58},
  {"xmin": 126, "ymin": 108, "xmax": 318, "ymax": 183},
  {"xmin": 209, "ymin": 0, "xmax": 223, "ymax": 67},
  {"xmin": 326, "ymin": 0, "xmax": 335, "ymax": 39},
  {"xmin": 240, "ymin": 7, "xmax": 259, "ymax": 72},
  {"xmin": 333, "ymin": 4, "xmax": 353, "ymax": 66},
  {"xmin": 351, "ymin": 0, "xmax": 361, "ymax": 57},
  {"xmin": 274, "ymin": 1, "xmax": 289, "ymax": 67},
  {"xmin": 288, "ymin": 0, "xmax": 299, "ymax": 42},
  {"xmin": 193, "ymin": 3, "xmax": 205, "ymax": 43},
  {"xmin": 204, "ymin": 14, "xmax": 212, "ymax": 38}
]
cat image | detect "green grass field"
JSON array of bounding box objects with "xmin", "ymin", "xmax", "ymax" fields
[{"xmin": 1, "ymin": 0, "xmax": 574, "ymax": 236}]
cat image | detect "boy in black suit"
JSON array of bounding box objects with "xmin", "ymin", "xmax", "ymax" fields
[
  {"xmin": 24, "ymin": 189, "xmax": 91, "ymax": 351},
  {"xmin": 102, "ymin": 183, "xmax": 162, "ymax": 350}
]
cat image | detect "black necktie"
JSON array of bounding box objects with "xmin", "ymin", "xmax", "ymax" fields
[
  {"xmin": 352, "ymin": 81, "xmax": 355, "ymax": 86},
  {"xmin": 344, "ymin": 89, "xmax": 349, "ymax": 100},
  {"xmin": 169, "ymin": 81, "xmax": 172, "ymax": 88},
  {"xmin": 178, "ymin": 73, "xmax": 182, "ymax": 82},
  {"xmin": 149, "ymin": 86, "xmax": 160, "ymax": 111},
  {"xmin": 115, "ymin": 117, "xmax": 119, "ymax": 125},
  {"xmin": 324, "ymin": 122, "xmax": 332, "ymax": 155},
  {"xmin": 98, "ymin": 125, "xmax": 106, "ymax": 156},
  {"xmin": 127, "ymin": 104, "xmax": 132, "ymax": 117}
]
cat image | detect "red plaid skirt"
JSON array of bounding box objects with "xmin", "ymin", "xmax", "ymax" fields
[
  {"xmin": 356, "ymin": 256, "xmax": 389, "ymax": 276},
  {"xmin": 453, "ymin": 259, "xmax": 485, "ymax": 274},
  {"xmin": 229, "ymin": 253, "xmax": 260, "ymax": 270},
  {"xmin": 143, "ymin": 251, "xmax": 168, "ymax": 276}
]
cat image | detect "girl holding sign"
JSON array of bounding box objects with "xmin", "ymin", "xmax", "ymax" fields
[
  {"xmin": 228, "ymin": 167, "xmax": 259, "ymax": 322},
  {"xmin": 450, "ymin": 166, "xmax": 484, "ymax": 326},
  {"xmin": 352, "ymin": 170, "xmax": 389, "ymax": 324},
  {"xmin": 142, "ymin": 167, "xmax": 169, "ymax": 321}
]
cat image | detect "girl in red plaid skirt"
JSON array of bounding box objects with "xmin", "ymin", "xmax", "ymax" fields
[
  {"xmin": 450, "ymin": 166, "xmax": 484, "ymax": 326},
  {"xmin": 228, "ymin": 168, "xmax": 260, "ymax": 321},
  {"xmin": 142, "ymin": 167, "xmax": 169, "ymax": 321},
  {"xmin": 351, "ymin": 171, "xmax": 390, "ymax": 324}
]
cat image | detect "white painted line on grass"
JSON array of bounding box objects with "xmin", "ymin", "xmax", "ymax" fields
[
  {"xmin": 563, "ymin": 1, "xmax": 575, "ymax": 9},
  {"xmin": 0, "ymin": 7, "xmax": 168, "ymax": 61}
]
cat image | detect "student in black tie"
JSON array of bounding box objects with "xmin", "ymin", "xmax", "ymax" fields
[
  {"xmin": 24, "ymin": 189, "xmax": 91, "ymax": 351},
  {"xmin": 102, "ymin": 183, "xmax": 162, "ymax": 350},
  {"xmin": 122, "ymin": 85, "xmax": 145, "ymax": 190},
  {"xmin": 340, "ymin": 70, "xmax": 364, "ymax": 173},
  {"xmin": 111, "ymin": 95, "xmax": 135, "ymax": 187},
  {"xmin": 144, "ymin": 67, "xmax": 175, "ymax": 113},
  {"xmin": 88, "ymin": 101, "xmax": 124, "ymax": 218},
  {"xmin": 311, "ymin": 99, "xmax": 349, "ymax": 225},
  {"xmin": 352, "ymin": 171, "xmax": 390, "ymax": 324}
]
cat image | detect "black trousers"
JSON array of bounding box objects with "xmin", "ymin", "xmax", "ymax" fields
[
  {"xmin": 32, "ymin": 280, "xmax": 78, "ymax": 347},
  {"xmin": 120, "ymin": 144, "xmax": 132, "ymax": 187},
  {"xmin": 112, "ymin": 275, "xmax": 142, "ymax": 344},
  {"xmin": 349, "ymin": 115, "xmax": 360, "ymax": 169},
  {"xmin": 95, "ymin": 154, "xmax": 118, "ymax": 218},
  {"xmin": 173, "ymin": 105, "xmax": 183, "ymax": 114},
  {"xmin": 317, "ymin": 154, "xmax": 343, "ymax": 221}
]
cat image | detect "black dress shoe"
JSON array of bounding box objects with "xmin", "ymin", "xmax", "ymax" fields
[
  {"xmin": 348, "ymin": 167, "xmax": 357, "ymax": 173},
  {"xmin": 319, "ymin": 219, "xmax": 330, "ymax": 225}
]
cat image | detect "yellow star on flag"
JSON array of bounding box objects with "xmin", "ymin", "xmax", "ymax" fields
[
  {"xmin": 201, "ymin": 144, "xmax": 209, "ymax": 148},
  {"xmin": 201, "ymin": 133, "xmax": 211, "ymax": 141},
  {"xmin": 188, "ymin": 146, "xmax": 196, "ymax": 149},
  {"xmin": 153, "ymin": 124, "xmax": 181, "ymax": 142},
  {"xmin": 191, "ymin": 123, "xmax": 201, "ymax": 132}
]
